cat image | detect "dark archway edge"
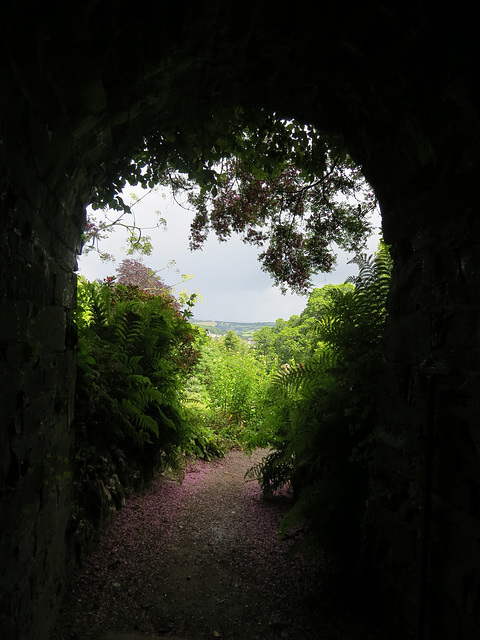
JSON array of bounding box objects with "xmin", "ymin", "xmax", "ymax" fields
[{"xmin": 1, "ymin": 3, "xmax": 479, "ymax": 639}]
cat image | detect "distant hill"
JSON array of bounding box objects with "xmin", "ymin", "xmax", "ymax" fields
[{"xmin": 192, "ymin": 319, "xmax": 275, "ymax": 339}]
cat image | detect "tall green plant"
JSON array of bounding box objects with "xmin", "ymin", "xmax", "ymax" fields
[
  {"xmin": 75, "ymin": 277, "xmax": 198, "ymax": 454},
  {"xmin": 184, "ymin": 333, "xmax": 273, "ymax": 451},
  {"xmin": 252, "ymin": 283, "xmax": 354, "ymax": 369},
  {"xmin": 71, "ymin": 276, "xmax": 201, "ymax": 551},
  {"xmin": 248, "ymin": 243, "xmax": 392, "ymax": 559}
]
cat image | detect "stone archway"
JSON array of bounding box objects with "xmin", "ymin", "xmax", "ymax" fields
[{"xmin": 1, "ymin": 3, "xmax": 479, "ymax": 639}]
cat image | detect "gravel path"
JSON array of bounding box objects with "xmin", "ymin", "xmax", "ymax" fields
[{"xmin": 52, "ymin": 449, "xmax": 388, "ymax": 640}]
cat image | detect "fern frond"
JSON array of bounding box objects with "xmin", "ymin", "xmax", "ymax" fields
[
  {"xmin": 271, "ymin": 362, "xmax": 317, "ymax": 395},
  {"xmin": 112, "ymin": 304, "xmax": 143, "ymax": 352},
  {"xmin": 249, "ymin": 241, "xmax": 393, "ymax": 556},
  {"xmin": 89, "ymin": 286, "xmax": 110, "ymax": 329},
  {"xmin": 121, "ymin": 398, "xmax": 159, "ymax": 438},
  {"xmin": 245, "ymin": 449, "xmax": 294, "ymax": 493}
]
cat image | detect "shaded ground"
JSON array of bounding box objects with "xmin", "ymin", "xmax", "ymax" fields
[{"xmin": 53, "ymin": 449, "xmax": 388, "ymax": 640}]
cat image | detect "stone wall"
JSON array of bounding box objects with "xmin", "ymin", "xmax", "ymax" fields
[
  {"xmin": 0, "ymin": 85, "xmax": 90, "ymax": 632},
  {"xmin": 360, "ymin": 197, "xmax": 480, "ymax": 638},
  {"xmin": 0, "ymin": 9, "xmax": 107, "ymax": 634}
]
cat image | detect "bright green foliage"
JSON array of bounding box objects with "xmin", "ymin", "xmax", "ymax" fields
[
  {"xmin": 223, "ymin": 330, "xmax": 243, "ymax": 352},
  {"xmin": 71, "ymin": 275, "xmax": 202, "ymax": 549},
  {"xmin": 253, "ymin": 317, "xmax": 304, "ymax": 369},
  {"xmin": 73, "ymin": 276, "xmax": 201, "ymax": 473},
  {"xmin": 247, "ymin": 243, "xmax": 392, "ymax": 559},
  {"xmin": 252, "ymin": 283, "xmax": 353, "ymax": 369},
  {"xmin": 184, "ymin": 333, "xmax": 273, "ymax": 452}
]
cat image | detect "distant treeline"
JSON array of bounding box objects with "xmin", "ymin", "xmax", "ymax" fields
[{"xmin": 192, "ymin": 320, "xmax": 275, "ymax": 339}]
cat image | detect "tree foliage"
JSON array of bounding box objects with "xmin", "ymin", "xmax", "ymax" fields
[
  {"xmin": 90, "ymin": 111, "xmax": 376, "ymax": 293},
  {"xmin": 252, "ymin": 283, "xmax": 354, "ymax": 369},
  {"xmin": 82, "ymin": 191, "xmax": 166, "ymax": 261},
  {"xmin": 187, "ymin": 153, "xmax": 374, "ymax": 293},
  {"xmin": 114, "ymin": 258, "xmax": 174, "ymax": 298}
]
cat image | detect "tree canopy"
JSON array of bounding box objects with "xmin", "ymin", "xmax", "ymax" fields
[
  {"xmin": 252, "ymin": 283, "xmax": 354, "ymax": 369},
  {"xmin": 90, "ymin": 110, "xmax": 376, "ymax": 294}
]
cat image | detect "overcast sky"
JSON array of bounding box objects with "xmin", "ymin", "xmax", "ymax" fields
[{"xmin": 77, "ymin": 187, "xmax": 382, "ymax": 323}]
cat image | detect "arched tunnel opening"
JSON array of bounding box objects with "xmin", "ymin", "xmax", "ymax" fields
[
  {"xmin": 55, "ymin": 151, "xmax": 385, "ymax": 638},
  {"xmin": 1, "ymin": 3, "xmax": 480, "ymax": 639}
]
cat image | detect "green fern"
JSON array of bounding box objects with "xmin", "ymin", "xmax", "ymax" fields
[
  {"xmin": 271, "ymin": 362, "xmax": 309, "ymax": 394},
  {"xmin": 74, "ymin": 277, "xmax": 196, "ymax": 460},
  {"xmin": 121, "ymin": 398, "xmax": 160, "ymax": 442},
  {"xmin": 245, "ymin": 449, "xmax": 296, "ymax": 494},
  {"xmin": 112, "ymin": 303, "xmax": 143, "ymax": 350},
  {"xmin": 250, "ymin": 242, "xmax": 392, "ymax": 557}
]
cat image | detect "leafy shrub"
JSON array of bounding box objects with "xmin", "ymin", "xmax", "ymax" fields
[
  {"xmin": 252, "ymin": 283, "xmax": 354, "ymax": 368},
  {"xmin": 71, "ymin": 275, "xmax": 200, "ymax": 551},
  {"xmin": 247, "ymin": 242, "xmax": 392, "ymax": 560},
  {"xmin": 184, "ymin": 332, "xmax": 274, "ymax": 451},
  {"xmin": 75, "ymin": 277, "xmax": 198, "ymax": 451}
]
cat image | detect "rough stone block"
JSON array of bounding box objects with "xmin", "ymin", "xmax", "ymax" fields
[{"xmin": 29, "ymin": 307, "xmax": 66, "ymax": 354}]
